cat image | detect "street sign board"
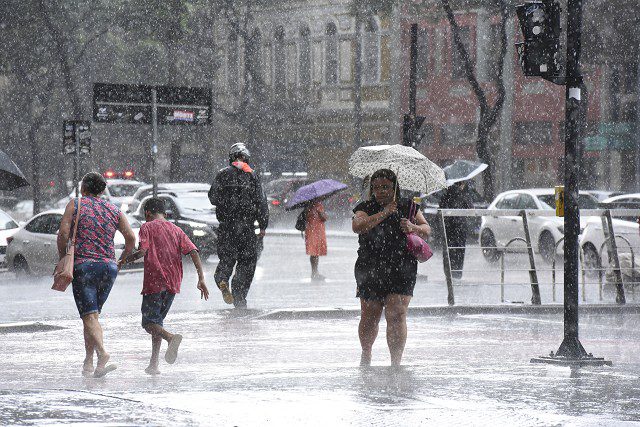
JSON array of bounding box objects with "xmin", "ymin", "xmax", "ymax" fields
[
  {"xmin": 62, "ymin": 120, "xmax": 91, "ymax": 155},
  {"xmin": 92, "ymin": 83, "xmax": 212, "ymax": 125}
]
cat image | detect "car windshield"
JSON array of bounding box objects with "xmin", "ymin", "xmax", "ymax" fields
[
  {"xmin": 0, "ymin": 211, "xmax": 18, "ymax": 230},
  {"xmin": 175, "ymin": 196, "xmax": 215, "ymax": 214},
  {"xmin": 538, "ymin": 194, "xmax": 599, "ymax": 210},
  {"xmin": 109, "ymin": 183, "xmax": 143, "ymax": 197}
]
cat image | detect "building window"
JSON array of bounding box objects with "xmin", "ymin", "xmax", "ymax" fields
[
  {"xmin": 362, "ymin": 17, "xmax": 380, "ymax": 84},
  {"xmin": 299, "ymin": 26, "xmax": 311, "ymax": 91},
  {"xmin": 274, "ymin": 26, "xmax": 286, "ymax": 93},
  {"xmin": 417, "ymin": 28, "xmax": 429, "ymax": 81},
  {"xmin": 246, "ymin": 29, "xmax": 262, "ymax": 82},
  {"xmin": 451, "ymin": 26, "xmax": 473, "ymax": 80},
  {"xmin": 514, "ymin": 122, "xmax": 553, "ymax": 145},
  {"xmin": 325, "ymin": 22, "xmax": 338, "ymax": 85},
  {"xmin": 227, "ymin": 31, "xmax": 239, "ymax": 92},
  {"xmin": 442, "ymin": 123, "xmax": 476, "ymax": 146}
]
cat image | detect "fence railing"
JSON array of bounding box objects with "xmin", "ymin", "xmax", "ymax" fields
[{"xmin": 437, "ymin": 208, "xmax": 640, "ymax": 306}]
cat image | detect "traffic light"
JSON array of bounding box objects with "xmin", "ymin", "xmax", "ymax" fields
[
  {"xmin": 516, "ymin": 1, "xmax": 562, "ymax": 83},
  {"xmin": 403, "ymin": 114, "xmax": 426, "ymax": 148}
]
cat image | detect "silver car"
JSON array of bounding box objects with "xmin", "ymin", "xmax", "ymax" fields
[{"xmin": 6, "ymin": 210, "xmax": 139, "ymax": 276}]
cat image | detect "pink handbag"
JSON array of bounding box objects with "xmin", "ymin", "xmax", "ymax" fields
[
  {"xmin": 405, "ymin": 201, "xmax": 433, "ymax": 263},
  {"xmin": 52, "ymin": 197, "xmax": 81, "ymax": 292}
]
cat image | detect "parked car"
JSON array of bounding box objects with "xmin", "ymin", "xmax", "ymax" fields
[
  {"xmin": 263, "ymin": 176, "xmax": 311, "ymax": 217},
  {"xmin": 132, "ymin": 192, "xmax": 219, "ymax": 259},
  {"xmin": 123, "ymin": 182, "xmax": 210, "ymax": 214},
  {"xmin": 56, "ymin": 179, "xmax": 146, "ymax": 211},
  {"xmin": 580, "ymin": 217, "xmax": 640, "ymax": 277},
  {"xmin": 0, "ymin": 209, "xmax": 20, "ymax": 267},
  {"xmin": 480, "ymin": 188, "xmax": 599, "ymax": 263},
  {"xmin": 421, "ymin": 186, "xmax": 489, "ymax": 247},
  {"xmin": 6, "ymin": 210, "xmax": 140, "ymax": 276},
  {"xmin": 585, "ymin": 190, "xmax": 623, "ymax": 202},
  {"xmin": 598, "ymin": 193, "xmax": 640, "ymax": 222}
]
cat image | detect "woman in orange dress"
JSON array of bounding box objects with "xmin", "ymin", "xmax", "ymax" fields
[{"xmin": 305, "ymin": 200, "xmax": 328, "ymax": 281}]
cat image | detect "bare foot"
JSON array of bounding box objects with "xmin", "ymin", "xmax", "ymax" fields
[
  {"xmin": 96, "ymin": 352, "xmax": 110, "ymax": 370},
  {"xmin": 145, "ymin": 365, "xmax": 161, "ymax": 375}
]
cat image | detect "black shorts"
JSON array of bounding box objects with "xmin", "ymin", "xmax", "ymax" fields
[
  {"xmin": 354, "ymin": 257, "xmax": 417, "ymax": 303},
  {"xmin": 141, "ymin": 290, "xmax": 175, "ymax": 327}
]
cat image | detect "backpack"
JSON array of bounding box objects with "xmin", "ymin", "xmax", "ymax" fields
[{"xmin": 295, "ymin": 209, "xmax": 307, "ymax": 232}]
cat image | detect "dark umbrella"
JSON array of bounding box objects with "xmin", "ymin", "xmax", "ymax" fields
[
  {"xmin": 443, "ymin": 159, "xmax": 488, "ymax": 185},
  {"xmin": 285, "ymin": 179, "xmax": 348, "ymax": 211},
  {"xmin": 0, "ymin": 149, "xmax": 30, "ymax": 191}
]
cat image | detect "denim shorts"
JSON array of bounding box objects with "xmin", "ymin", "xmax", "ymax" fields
[
  {"xmin": 72, "ymin": 261, "xmax": 118, "ymax": 318},
  {"xmin": 141, "ymin": 290, "xmax": 175, "ymax": 328}
]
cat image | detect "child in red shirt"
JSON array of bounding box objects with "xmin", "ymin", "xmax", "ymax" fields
[{"xmin": 121, "ymin": 197, "xmax": 209, "ymax": 375}]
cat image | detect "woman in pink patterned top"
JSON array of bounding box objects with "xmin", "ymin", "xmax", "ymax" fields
[{"xmin": 57, "ymin": 172, "xmax": 136, "ymax": 378}]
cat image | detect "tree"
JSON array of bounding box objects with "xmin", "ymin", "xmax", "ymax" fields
[
  {"xmin": 0, "ymin": 0, "xmax": 112, "ymax": 214},
  {"xmin": 440, "ymin": 0, "xmax": 508, "ymax": 200}
]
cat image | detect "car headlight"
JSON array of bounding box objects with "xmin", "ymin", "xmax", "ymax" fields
[{"xmin": 193, "ymin": 230, "xmax": 208, "ymax": 237}]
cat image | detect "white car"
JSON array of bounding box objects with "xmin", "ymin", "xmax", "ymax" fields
[
  {"xmin": 480, "ymin": 189, "xmax": 599, "ymax": 263},
  {"xmin": 0, "ymin": 209, "xmax": 20, "ymax": 266},
  {"xmin": 6, "ymin": 210, "xmax": 140, "ymax": 276},
  {"xmin": 580, "ymin": 217, "xmax": 639, "ymax": 276},
  {"xmin": 123, "ymin": 182, "xmax": 211, "ymax": 213},
  {"xmin": 56, "ymin": 179, "xmax": 146, "ymax": 211}
]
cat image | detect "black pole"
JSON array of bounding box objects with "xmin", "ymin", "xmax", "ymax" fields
[
  {"xmin": 532, "ymin": 0, "xmax": 610, "ymax": 367},
  {"xmin": 555, "ymin": 0, "xmax": 585, "ymax": 358},
  {"xmin": 409, "ymin": 24, "xmax": 417, "ymax": 116}
]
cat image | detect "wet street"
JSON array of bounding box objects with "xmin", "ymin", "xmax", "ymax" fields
[{"xmin": 2, "ymin": 232, "xmax": 640, "ymax": 425}]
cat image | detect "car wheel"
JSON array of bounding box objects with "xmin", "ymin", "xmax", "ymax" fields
[
  {"xmin": 538, "ymin": 231, "xmax": 556, "ymax": 264},
  {"xmin": 481, "ymin": 229, "xmax": 500, "ymax": 263},
  {"xmin": 13, "ymin": 255, "xmax": 31, "ymax": 277},
  {"xmin": 581, "ymin": 243, "xmax": 601, "ymax": 278}
]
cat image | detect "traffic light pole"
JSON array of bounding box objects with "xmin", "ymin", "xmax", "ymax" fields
[
  {"xmin": 409, "ymin": 24, "xmax": 417, "ymax": 118},
  {"xmin": 531, "ymin": 0, "xmax": 611, "ymax": 367},
  {"xmin": 74, "ymin": 124, "xmax": 80, "ymax": 198},
  {"xmin": 151, "ymin": 88, "xmax": 158, "ymax": 198}
]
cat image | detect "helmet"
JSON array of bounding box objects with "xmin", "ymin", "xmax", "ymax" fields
[{"xmin": 229, "ymin": 143, "xmax": 251, "ymax": 161}]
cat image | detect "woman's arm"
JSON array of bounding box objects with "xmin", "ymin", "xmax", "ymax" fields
[
  {"xmin": 352, "ymin": 201, "xmax": 397, "ymax": 234},
  {"xmin": 117, "ymin": 212, "xmax": 137, "ymax": 264},
  {"xmin": 400, "ymin": 209, "xmax": 431, "ymax": 240},
  {"xmin": 56, "ymin": 200, "xmax": 76, "ymax": 259}
]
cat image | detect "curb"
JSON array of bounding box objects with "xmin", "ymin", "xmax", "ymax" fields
[
  {"xmin": 0, "ymin": 322, "xmax": 66, "ymax": 334},
  {"xmin": 257, "ymin": 304, "xmax": 640, "ymax": 320},
  {"xmin": 267, "ymin": 229, "xmax": 356, "ymax": 238}
]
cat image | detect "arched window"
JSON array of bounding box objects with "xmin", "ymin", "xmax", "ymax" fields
[
  {"xmin": 246, "ymin": 28, "xmax": 262, "ymax": 81},
  {"xmin": 227, "ymin": 31, "xmax": 239, "ymax": 92},
  {"xmin": 362, "ymin": 17, "xmax": 380, "ymax": 84},
  {"xmin": 299, "ymin": 26, "xmax": 311, "ymax": 91},
  {"xmin": 274, "ymin": 26, "xmax": 286, "ymax": 93},
  {"xmin": 325, "ymin": 22, "xmax": 338, "ymax": 85}
]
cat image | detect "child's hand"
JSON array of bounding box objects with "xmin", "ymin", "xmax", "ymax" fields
[{"xmin": 197, "ymin": 279, "xmax": 209, "ymax": 301}]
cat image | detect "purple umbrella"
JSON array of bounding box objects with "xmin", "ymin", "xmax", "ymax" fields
[{"xmin": 285, "ymin": 179, "xmax": 348, "ymax": 211}]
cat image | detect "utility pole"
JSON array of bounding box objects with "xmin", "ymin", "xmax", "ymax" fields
[
  {"xmin": 530, "ymin": 0, "xmax": 611, "ymax": 367},
  {"xmin": 403, "ymin": 24, "xmax": 425, "ymax": 148}
]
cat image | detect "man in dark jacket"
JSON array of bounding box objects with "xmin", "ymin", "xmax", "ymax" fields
[
  {"xmin": 439, "ymin": 181, "xmax": 473, "ymax": 280},
  {"xmin": 209, "ymin": 143, "xmax": 269, "ymax": 308}
]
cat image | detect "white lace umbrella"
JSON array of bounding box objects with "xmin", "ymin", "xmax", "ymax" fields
[{"xmin": 348, "ymin": 144, "xmax": 447, "ymax": 193}]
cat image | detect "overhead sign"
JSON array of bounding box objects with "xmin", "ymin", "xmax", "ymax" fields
[
  {"xmin": 92, "ymin": 83, "xmax": 212, "ymax": 125},
  {"xmin": 62, "ymin": 120, "xmax": 91, "ymax": 155}
]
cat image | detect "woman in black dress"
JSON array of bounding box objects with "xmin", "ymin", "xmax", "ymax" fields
[{"xmin": 352, "ymin": 169, "xmax": 431, "ymax": 366}]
